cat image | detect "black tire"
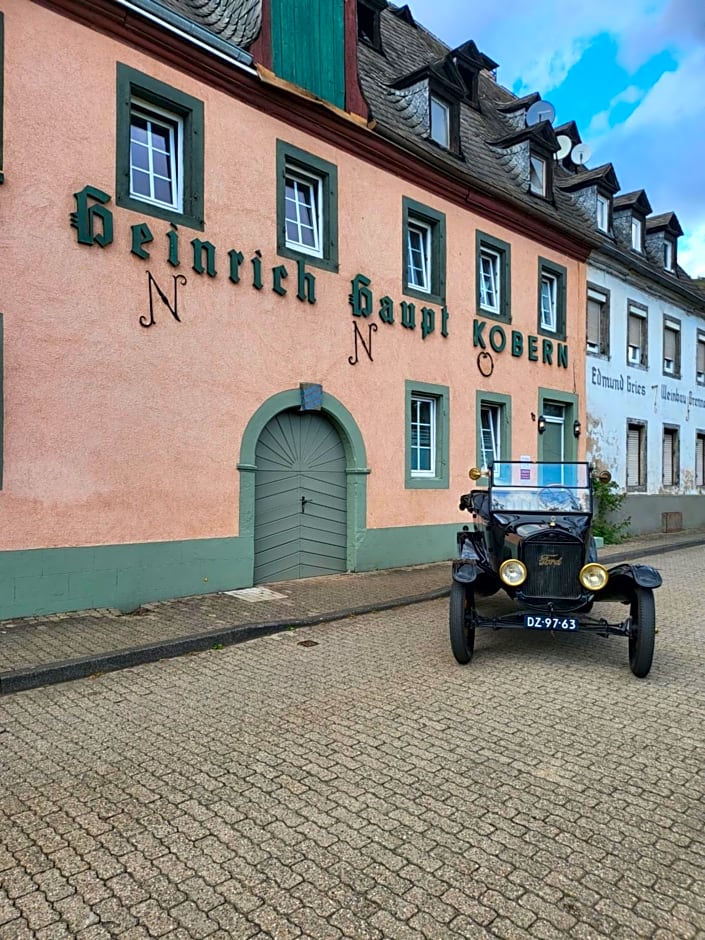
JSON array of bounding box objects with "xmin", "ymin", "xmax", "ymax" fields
[
  {"xmin": 629, "ymin": 587, "xmax": 655, "ymax": 678},
  {"xmin": 449, "ymin": 581, "xmax": 475, "ymax": 664}
]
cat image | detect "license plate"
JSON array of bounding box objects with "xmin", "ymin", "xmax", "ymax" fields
[{"xmin": 524, "ymin": 615, "xmax": 578, "ymax": 631}]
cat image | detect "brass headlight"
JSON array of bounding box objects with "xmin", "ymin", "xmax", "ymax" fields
[
  {"xmin": 579, "ymin": 563, "xmax": 609, "ymax": 591},
  {"xmin": 499, "ymin": 559, "xmax": 527, "ymax": 586}
]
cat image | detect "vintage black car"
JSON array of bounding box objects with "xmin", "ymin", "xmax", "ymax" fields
[{"xmin": 450, "ymin": 461, "xmax": 661, "ymax": 678}]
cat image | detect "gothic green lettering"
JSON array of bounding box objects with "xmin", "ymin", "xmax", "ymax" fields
[
  {"xmin": 421, "ymin": 307, "xmax": 435, "ymax": 339},
  {"xmin": 297, "ymin": 259, "xmax": 316, "ymax": 304},
  {"xmin": 542, "ymin": 338, "xmax": 553, "ymax": 365},
  {"xmin": 489, "ymin": 325, "xmax": 506, "ymax": 353},
  {"xmin": 349, "ymin": 274, "xmax": 373, "ymax": 317},
  {"xmin": 167, "ymin": 226, "xmax": 180, "ymax": 267},
  {"xmin": 528, "ymin": 335, "xmax": 538, "ymax": 361},
  {"xmin": 378, "ymin": 296, "xmax": 394, "ymax": 324},
  {"xmin": 441, "ymin": 306, "xmax": 449, "ymax": 338},
  {"xmin": 192, "ymin": 239, "xmax": 216, "ymax": 277},
  {"xmin": 401, "ymin": 302, "xmax": 416, "ymax": 329},
  {"xmin": 130, "ymin": 223, "xmax": 153, "ymax": 260},
  {"xmin": 558, "ymin": 344, "xmax": 569, "ymax": 368},
  {"xmin": 272, "ymin": 265, "xmax": 288, "ymax": 296},
  {"xmin": 228, "ymin": 249, "xmax": 244, "ymax": 283},
  {"xmin": 70, "ymin": 185, "xmax": 113, "ymax": 247},
  {"xmin": 511, "ymin": 330, "xmax": 523, "ymax": 357},
  {"xmin": 251, "ymin": 252, "xmax": 263, "ymax": 290},
  {"xmin": 473, "ymin": 319, "xmax": 486, "ymax": 348}
]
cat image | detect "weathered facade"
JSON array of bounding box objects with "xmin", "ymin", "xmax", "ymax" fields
[
  {"xmin": 1, "ymin": 0, "xmax": 597, "ymax": 617},
  {"xmin": 559, "ymin": 158, "xmax": 705, "ymax": 534}
]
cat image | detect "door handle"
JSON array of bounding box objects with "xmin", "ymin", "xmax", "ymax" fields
[{"xmin": 301, "ymin": 496, "xmax": 310, "ymax": 513}]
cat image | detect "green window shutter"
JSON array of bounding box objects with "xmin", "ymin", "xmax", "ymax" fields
[{"xmin": 271, "ymin": 0, "xmax": 345, "ymax": 109}]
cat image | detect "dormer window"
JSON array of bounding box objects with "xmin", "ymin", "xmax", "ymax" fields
[
  {"xmin": 596, "ymin": 193, "xmax": 609, "ymax": 232},
  {"xmin": 530, "ymin": 154, "xmax": 546, "ymax": 196},
  {"xmin": 664, "ymin": 238, "xmax": 674, "ymax": 272},
  {"xmin": 631, "ymin": 217, "xmax": 643, "ymax": 252},
  {"xmin": 430, "ymin": 95, "xmax": 450, "ymax": 148},
  {"xmin": 357, "ymin": 0, "xmax": 384, "ymax": 52}
]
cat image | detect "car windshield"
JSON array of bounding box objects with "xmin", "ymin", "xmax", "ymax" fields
[{"xmin": 489, "ymin": 462, "xmax": 591, "ymax": 513}]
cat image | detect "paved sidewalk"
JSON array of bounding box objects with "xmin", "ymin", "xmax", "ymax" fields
[{"xmin": 1, "ymin": 527, "xmax": 703, "ymax": 694}]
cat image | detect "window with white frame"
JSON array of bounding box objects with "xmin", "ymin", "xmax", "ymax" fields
[
  {"xmin": 697, "ymin": 432, "xmax": 705, "ymax": 487},
  {"xmin": 407, "ymin": 219, "xmax": 431, "ymax": 292},
  {"xmin": 540, "ymin": 271, "xmax": 557, "ymax": 332},
  {"xmin": 479, "ymin": 248, "xmax": 500, "ymax": 314},
  {"xmin": 277, "ymin": 141, "xmax": 338, "ymax": 272},
  {"xmin": 480, "ymin": 404, "xmax": 501, "ymax": 469},
  {"xmin": 403, "ymin": 198, "xmax": 446, "ymax": 302},
  {"xmin": 631, "ymin": 216, "xmax": 643, "ymax": 252},
  {"xmin": 284, "ymin": 168, "xmax": 323, "ymax": 257},
  {"xmin": 662, "ymin": 426, "xmax": 679, "ymax": 486},
  {"xmin": 664, "ymin": 238, "xmax": 674, "ymax": 272},
  {"xmin": 627, "ymin": 304, "xmax": 647, "ymax": 366},
  {"xmin": 129, "ymin": 100, "xmax": 183, "ymax": 211},
  {"xmin": 587, "ymin": 287, "xmax": 609, "ymax": 356},
  {"xmin": 410, "ymin": 395, "xmax": 436, "ymax": 475},
  {"xmin": 663, "ymin": 317, "xmax": 681, "ymax": 377},
  {"xmin": 596, "ymin": 193, "xmax": 609, "ymax": 232},
  {"xmin": 529, "ymin": 154, "xmax": 546, "ymax": 196},
  {"xmin": 116, "ymin": 64, "xmax": 204, "ymax": 230},
  {"xmin": 430, "ymin": 95, "xmax": 450, "ymax": 148},
  {"xmin": 697, "ymin": 332, "xmax": 705, "ymax": 385},
  {"xmin": 627, "ymin": 422, "xmax": 646, "ymax": 490}
]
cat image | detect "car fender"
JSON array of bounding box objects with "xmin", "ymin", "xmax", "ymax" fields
[
  {"xmin": 452, "ymin": 562, "xmax": 478, "ymax": 585},
  {"xmin": 594, "ymin": 562, "xmax": 662, "ymax": 602}
]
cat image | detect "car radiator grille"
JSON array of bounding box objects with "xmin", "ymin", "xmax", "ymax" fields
[{"xmin": 522, "ymin": 540, "xmax": 583, "ymax": 598}]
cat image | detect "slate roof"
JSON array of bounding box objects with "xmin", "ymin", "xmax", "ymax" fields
[{"xmin": 157, "ymin": 0, "xmax": 261, "ymax": 48}]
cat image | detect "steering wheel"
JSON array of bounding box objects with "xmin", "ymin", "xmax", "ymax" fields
[{"xmin": 538, "ymin": 485, "xmax": 581, "ymax": 512}]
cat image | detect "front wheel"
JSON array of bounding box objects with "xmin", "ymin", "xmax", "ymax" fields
[
  {"xmin": 629, "ymin": 587, "xmax": 655, "ymax": 678},
  {"xmin": 449, "ymin": 581, "xmax": 475, "ymax": 664}
]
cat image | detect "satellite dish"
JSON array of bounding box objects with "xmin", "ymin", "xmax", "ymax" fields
[
  {"xmin": 526, "ymin": 100, "xmax": 556, "ymax": 126},
  {"xmin": 555, "ymin": 134, "xmax": 573, "ymax": 160},
  {"xmin": 571, "ymin": 143, "xmax": 592, "ymax": 165}
]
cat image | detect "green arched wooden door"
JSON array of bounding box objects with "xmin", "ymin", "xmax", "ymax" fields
[{"xmin": 254, "ymin": 410, "xmax": 347, "ymax": 583}]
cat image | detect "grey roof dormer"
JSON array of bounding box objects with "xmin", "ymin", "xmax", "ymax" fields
[
  {"xmin": 491, "ymin": 120, "xmax": 560, "ymax": 199},
  {"xmin": 450, "ymin": 40, "xmax": 498, "ymax": 109},
  {"xmin": 613, "ymin": 190, "xmax": 652, "ymax": 253},
  {"xmin": 646, "ymin": 212, "xmax": 683, "ymax": 274}
]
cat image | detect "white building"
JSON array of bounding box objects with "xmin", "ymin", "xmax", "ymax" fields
[{"xmin": 559, "ymin": 168, "xmax": 705, "ymax": 535}]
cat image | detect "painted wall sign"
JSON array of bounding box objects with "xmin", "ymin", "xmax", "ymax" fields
[
  {"xmin": 590, "ymin": 367, "xmax": 646, "ymax": 397},
  {"xmin": 472, "ymin": 319, "xmax": 569, "ymax": 369}
]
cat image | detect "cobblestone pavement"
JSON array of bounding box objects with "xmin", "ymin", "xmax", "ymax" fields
[{"xmin": 2, "ymin": 546, "xmax": 704, "ymax": 939}]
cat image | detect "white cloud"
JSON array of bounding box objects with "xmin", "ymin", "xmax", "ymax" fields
[{"xmin": 680, "ymin": 227, "xmax": 705, "ymax": 278}]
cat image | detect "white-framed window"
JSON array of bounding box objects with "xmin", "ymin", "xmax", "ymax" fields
[
  {"xmin": 540, "ymin": 272, "xmax": 557, "ymax": 332},
  {"xmin": 664, "ymin": 238, "xmax": 674, "ymax": 272},
  {"xmin": 627, "ymin": 422, "xmax": 646, "ymax": 490},
  {"xmin": 627, "ymin": 305, "xmax": 647, "ymax": 366},
  {"xmin": 430, "ymin": 95, "xmax": 450, "ymax": 148},
  {"xmin": 529, "ymin": 155, "xmax": 546, "ymax": 196},
  {"xmin": 587, "ymin": 288, "xmax": 609, "ymax": 356},
  {"xmin": 631, "ymin": 216, "xmax": 643, "ymax": 252},
  {"xmin": 663, "ymin": 318, "xmax": 681, "ymax": 377},
  {"xmin": 407, "ymin": 219, "xmax": 432, "ymax": 293},
  {"xmin": 697, "ymin": 332, "xmax": 705, "ymax": 385},
  {"xmin": 479, "ymin": 248, "xmax": 500, "ymax": 314},
  {"xmin": 284, "ymin": 168, "xmax": 323, "ymax": 257},
  {"xmin": 662, "ymin": 426, "xmax": 679, "ymax": 487},
  {"xmin": 410, "ymin": 395, "xmax": 436, "ymax": 476},
  {"xmin": 480, "ymin": 404, "xmax": 501, "ymax": 469},
  {"xmin": 129, "ymin": 99, "xmax": 183, "ymax": 211},
  {"xmin": 697, "ymin": 432, "xmax": 705, "ymax": 487},
  {"xmin": 596, "ymin": 194, "xmax": 609, "ymax": 232}
]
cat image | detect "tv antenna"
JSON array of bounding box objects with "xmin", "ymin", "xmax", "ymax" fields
[{"xmin": 571, "ymin": 143, "xmax": 592, "ymax": 165}]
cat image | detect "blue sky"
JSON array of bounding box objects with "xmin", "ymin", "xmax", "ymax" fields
[{"xmin": 406, "ymin": 0, "xmax": 705, "ymax": 277}]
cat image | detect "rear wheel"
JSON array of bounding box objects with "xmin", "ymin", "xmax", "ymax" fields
[
  {"xmin": 449, "ymin": 581, "xmax": 475, "ymax": 664},
  {"xmin": 629, "ymin": 587, "xmax": 655, "ymax": 678}
]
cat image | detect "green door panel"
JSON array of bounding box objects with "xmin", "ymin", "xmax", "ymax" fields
[
  {"xmin": 270, "ymin": 0, "xmax": 345, "ymax": 108},
  {"xmin": 255, "ymin": 410, "xmax": 347, "ymax": 582}
]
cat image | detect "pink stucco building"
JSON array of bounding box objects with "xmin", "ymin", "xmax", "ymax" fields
[{"xmin": 0, "ymin": 0, "xmax": 593, "ymax": 616}]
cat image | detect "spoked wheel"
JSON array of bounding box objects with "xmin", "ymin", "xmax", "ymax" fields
[
  {"xmin": 449, "ymin": 581, "xmax": 475, "ymax": 664},
  {"xmin": 629, "ymin": 587, "xmax": 655, "ymax": 678}
]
